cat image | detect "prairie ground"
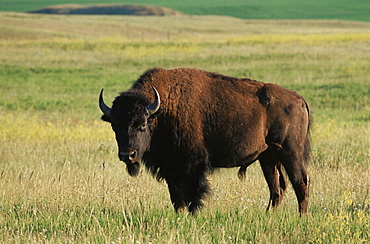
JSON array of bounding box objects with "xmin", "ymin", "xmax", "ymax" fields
[{"xmin": 0, "ymin": 13, "xmax": 369, "ymax": 243}]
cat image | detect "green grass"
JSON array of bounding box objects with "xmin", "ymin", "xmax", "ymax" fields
[
  {"xmin": 1, "ymin": 0, "xmax": 369, "ymax": 21},
  {"xmin": 0, "ymin": 13, "xmax": 370, "ymax": 243}
]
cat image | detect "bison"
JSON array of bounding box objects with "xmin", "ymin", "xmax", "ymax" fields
[{"xmin": 99, "ymin": 67, "xmax": 311, "ymax": 215}]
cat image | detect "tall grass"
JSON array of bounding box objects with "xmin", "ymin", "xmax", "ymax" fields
[
  {"xmin": 1, "ymin": 117, "xmax": 369, "ymax": 242},
  {"xmin": 0, "ymin": 14, "xmax": 369, "ymax": 243}
]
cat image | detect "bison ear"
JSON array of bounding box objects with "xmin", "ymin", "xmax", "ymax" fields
[
  {"xmin": 101, "ymin": 115, "xmax": 111, "ymax": 123},
  {"xmin": 149, "ymin": 107, "xmax": 163, "ymax": 119}
]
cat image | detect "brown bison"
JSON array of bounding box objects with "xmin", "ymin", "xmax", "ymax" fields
[{"xmin": 99, "ymin": 67, "xmax": 311, "ymax": 214}]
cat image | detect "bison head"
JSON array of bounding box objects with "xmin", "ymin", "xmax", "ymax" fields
[{"xmin": 99, "ymin": 86, "xmax": 160, "ymax": 176}]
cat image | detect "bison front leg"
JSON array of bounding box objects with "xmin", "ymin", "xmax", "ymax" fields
[
  {"xmin": 259, "ymin": 150, "xmax": 287, "ymax": 211},
  {"xmin": 184, "ymin": 172, "xmax": 210, "ymax": 213},
  {"xmin": 165, "ymin": 176, "xmax": 186, "ymax": 213},
  {"xmin": 165, "ymin": 170, "xmax": 210, "ymax": 214}
]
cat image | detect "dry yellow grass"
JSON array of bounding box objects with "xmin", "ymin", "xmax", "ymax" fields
[{"xmin": 0, "ymin": 13, "xmax": 369, "ymax": 242}]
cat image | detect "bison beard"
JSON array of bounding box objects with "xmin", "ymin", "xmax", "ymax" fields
[
  {"xmin": 126, "ymin": 162, "xmax": 140, "ymax": 177},
  {"xmin": 99, "ymin": 67, "xmax": 312, "ymax": 215}
]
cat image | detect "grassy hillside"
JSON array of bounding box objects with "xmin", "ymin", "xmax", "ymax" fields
[
  {"xmin": 27, "ymin": 4, "xmax": 183, "ymax": 16},
  {"xmin": 1, "ymin": 0, "xmax": 369, "ymax": 21},
  {"xmin": 0, "ymin": 13, "xmax": 369, "ymax": 243}
]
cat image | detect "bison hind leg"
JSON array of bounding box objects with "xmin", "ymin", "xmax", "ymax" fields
[
  {"xmin": 273, "ymin": 139, "xmax": 310, "ymax": 215},
  {"xmin": 258, "ymin": 150, "xmax": 287, "ymax": 211},
  {"xmin": 280, "ymin": 153, "xmax": 310, "ymax": 215}
]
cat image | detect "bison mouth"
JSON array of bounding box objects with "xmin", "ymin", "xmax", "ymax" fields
[{"xmin": 126, "ymin": 162, "xmax": 140, "ymax": 177}]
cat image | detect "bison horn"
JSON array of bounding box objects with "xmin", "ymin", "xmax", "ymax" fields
[
  {"xmin": 99, "ymin": 88, "xmax": 111, "ymax": 117},
  {"xmin": 146, "ymin": 86, "xmax": 161, "ymax": 115}
]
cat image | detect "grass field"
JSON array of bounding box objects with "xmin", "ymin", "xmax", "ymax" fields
[
  {"xmin": 1, "ymin": 0, "xmax": 370, "ymax": 21},
  {"xmin": 0, "ymin": 12, "xmax": 370, "ymax": 243}
]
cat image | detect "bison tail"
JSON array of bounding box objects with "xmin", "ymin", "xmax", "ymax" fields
[{"xmin": 303, "ymin": 102, "xmax": 313, "ymax": 165}]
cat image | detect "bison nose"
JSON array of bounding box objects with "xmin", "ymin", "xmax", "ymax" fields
[{"xmin": 119, "ymin": 150, "xmax": 137, "ymax": 163}]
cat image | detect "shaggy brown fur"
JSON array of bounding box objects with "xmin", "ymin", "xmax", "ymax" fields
[{"xmin": 100, "ymin": 67, "xmax": 312, "ymax": 214}]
